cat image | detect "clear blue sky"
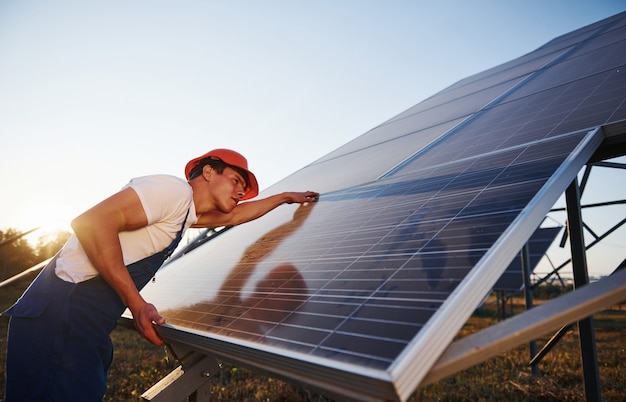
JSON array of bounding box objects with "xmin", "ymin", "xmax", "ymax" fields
[{"xmin": 1, "ymin": 1, "xmax": 625, "ymax": 275}]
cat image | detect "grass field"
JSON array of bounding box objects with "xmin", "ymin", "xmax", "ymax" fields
[{"xmin": 2, "ymin": 280, "xmax": 625, "ymax": 401}]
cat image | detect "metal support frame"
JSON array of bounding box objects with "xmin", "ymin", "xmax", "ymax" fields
[
  {"xmin": 522, "ymin": 160, "xmax": 626, "ymax": 393},
  {"xmin": 520, "ymin": 243, "xmax": 539, "ymax": 377},
  {"xmin": 495, "ymin": 290, "xmax": 518, "ymax": 320},
  {"xmin": 538, "ymin": 216, "xmax": 626, "ymax": 286},
  {"xmin": 496, "ymin": 291, "xmax": 506, "ymax": 320},
  {"xmin": 535, "ymin": 161, "xmax": 626, "ymax": 287},
  {"xmin": 565, "ymin": 179, "xmax": 602, "ymax": 402},
  {"xmin": 529, "ymin": 323, "xmax": 574, "ymax": 367},
  {"xmin": 529, "ymin": 263, "xmax": 625, "ymax": 368},
  {"xmin": 422, "ymin": 266, "xmax": 626, "ymax": 386},
  {"xmin": 0, "ymin": 257, "xmax": 51, "ymax": 288},
  {"xmin": 141, "ymin": 344, "xmax": 220, "ymax": 402},
  {"xmin": 530, "ymin": 257, "xmax": 625, "ymax": 367}
]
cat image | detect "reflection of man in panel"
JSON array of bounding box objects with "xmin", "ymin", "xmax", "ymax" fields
[
  {"xmin": 164, "ymin": 203, "xmax": 315, "ymax": 340},
  {"xmin": 3, "ymin": 148, "xmax": 318, "ymax": 401}
]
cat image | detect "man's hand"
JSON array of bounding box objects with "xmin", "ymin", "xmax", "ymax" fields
[
  {"xmin": 131, "ymin": 301, "xmax": 166, "ymax": 346},
  {"xmin": 194, "ymin": 190, "xmax": 320, "ymax": 228},
  {"xmin": 285, "ymin": 191, "xmax": 319, "ymax": 204},
  {"xmin": 72, "ymin": 187, "xmax": 166, "ymax": 345}
]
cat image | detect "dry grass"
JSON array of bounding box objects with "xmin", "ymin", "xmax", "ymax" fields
[
  {"xmin": 106, "ymin": 302, "xmax": 626, "ymax": 401},
  {"xmin": 2, "ymin": 281, "xmax": 625, "ymax": 401},
  {"xmin": 411, "ymin": 311, "xmax": 626, "ymax": 402}
]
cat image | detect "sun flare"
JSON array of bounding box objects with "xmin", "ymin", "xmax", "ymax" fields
[{"xmin": 17, "ymin": 204, "xmax": 76, "ymax": 245}]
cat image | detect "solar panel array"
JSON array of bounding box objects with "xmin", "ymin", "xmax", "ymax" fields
[
  {"xmin": 494, "ymin": 226, "xmax": 561, "ymax": 291},
  {"xmin": 131, "ymin": 12, "xmax": 626, "ymax": 401}
]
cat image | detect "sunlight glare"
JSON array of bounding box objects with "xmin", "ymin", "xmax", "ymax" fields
[{"xmin": 20, "ymin": 204, "xmax": 76, "ymax": 245}]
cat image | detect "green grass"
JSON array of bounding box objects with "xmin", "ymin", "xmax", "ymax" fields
[{"xmin": 2, "ymin": 281, "xmax": 625, "ymax": 401}]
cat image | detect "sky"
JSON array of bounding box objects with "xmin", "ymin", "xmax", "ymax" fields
[{"xmin": 1, "ymin": 1, "xmax": 625, "ymax": 276}]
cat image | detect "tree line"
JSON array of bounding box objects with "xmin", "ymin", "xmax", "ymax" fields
[{"xmin": 0, "ymin": 228, "xmax": 71, "ymax": 283}]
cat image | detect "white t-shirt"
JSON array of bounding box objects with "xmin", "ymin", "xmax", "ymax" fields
[{"xmin": 55, "ymin": 175, "xmax": 198, "ymax": 283}]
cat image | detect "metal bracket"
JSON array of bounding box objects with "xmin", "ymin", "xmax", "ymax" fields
[{"xmin": 141, "ymin": 343, "xmax": 221, "ymax": 402}]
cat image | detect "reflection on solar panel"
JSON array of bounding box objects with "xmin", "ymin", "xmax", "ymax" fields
[
  {"xmin": 494, "ymin": 226, "xmax": 561, "ymax": 291},
  {"xmin": 129, "ymin": 12, "xmax": 626, "ymax": 401}
]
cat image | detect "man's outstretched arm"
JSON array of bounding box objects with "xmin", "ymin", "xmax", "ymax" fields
[{"xmin": 193, "ymin": 191, "xmax": 319, "ymax": 228}]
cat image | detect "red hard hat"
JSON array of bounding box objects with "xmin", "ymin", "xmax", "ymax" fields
[{"xmin": 185, "ymin": 149, "xmax": 259, "ymax": 200}]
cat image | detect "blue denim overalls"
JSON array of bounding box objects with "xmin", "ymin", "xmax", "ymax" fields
[{"xmin": 3, "ymin": 210, "xmax": 189, "ymax": 401}]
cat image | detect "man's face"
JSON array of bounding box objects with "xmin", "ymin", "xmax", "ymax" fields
[{"xmin": 210, "ymin": 166, "xmax": 248, "ymax": 212}]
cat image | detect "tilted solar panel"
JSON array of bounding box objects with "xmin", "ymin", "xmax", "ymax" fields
[
  {"xmin": 126, "ymin": 11, "xmax": 626, "ymax": 401},
  {"xmin": 493, "ymin": 226, "xmax": 561, "ymax": 292}
]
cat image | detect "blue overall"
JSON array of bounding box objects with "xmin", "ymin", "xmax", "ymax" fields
[{"xmin": 3, "ymin": 211, "xmax": 188, "ymax": 402}]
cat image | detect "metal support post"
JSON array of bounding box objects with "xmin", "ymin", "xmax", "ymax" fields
[
  {"xmin": 565, "ymin": 180, "xmax": 602, "ymax": 402},
  {"xmin": 521, "ymin": 243, "xmax": 539, "ymax": 376},
  {"xmin": 142, "ymin": 344, "xmax": 221, "ymax": 402}
]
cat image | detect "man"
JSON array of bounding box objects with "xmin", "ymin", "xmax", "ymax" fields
[{"xmin": 3, "ymin": 148, "xmax": 319, "ymax": 401}]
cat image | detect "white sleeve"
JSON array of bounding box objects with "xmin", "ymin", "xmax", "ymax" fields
[{"xmin": 125, "ymin": 175, "xmax": 192, "ymax": 225}]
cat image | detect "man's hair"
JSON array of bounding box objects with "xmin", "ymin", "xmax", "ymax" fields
[{"xmin": 187, "ymin": 157, "xmax": 250, "ymax": 188}]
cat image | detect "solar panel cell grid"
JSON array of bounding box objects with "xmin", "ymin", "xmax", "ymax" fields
[
  {"xmin": 494, "ymin": 226, "xmax": 561, "ymax": 291},
  {"xmin": 316, "ymin": 117, "xmax": 463, "ymax": 163},
  {"xmin": 142, "ymin": 127, "xmax": 591, "ymax": 374},
  {"xmin": 129, "ymin": 12, "xmax": 626, "ymax": 401},
  {"xmin": 385, "ymin": 79, "xmax": 523, "ymax": 132},
  {"xmin": 415, "ymin": 46, "xmax": 569, "ymax": 110}
]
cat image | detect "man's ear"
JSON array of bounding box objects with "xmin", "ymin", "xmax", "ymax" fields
[{"xmin": 203, "ymin": 165, "xmax": 213, "ymax": 181}]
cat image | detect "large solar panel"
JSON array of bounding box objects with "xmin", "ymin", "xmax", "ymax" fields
[
  {"xmin": 493, "ymin": 226, "xmax": 561, "ymax": 291},
  {"xmin": 126, "ymin": 12, "xmax": 626, "ymax": 401}
]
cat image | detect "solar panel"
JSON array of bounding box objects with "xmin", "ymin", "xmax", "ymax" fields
[
  {"xmin": 493, "ymin": 226, "xmax": 561, "ymax": 292},
  {"xmin": 125, "ymin": 11, "xmax": 626, "ymax": 401}
]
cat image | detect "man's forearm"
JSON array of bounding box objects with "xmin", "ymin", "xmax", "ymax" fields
[{"xmin": 194, "ymin": 191, "xmax": 318, "ymax": 228}]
